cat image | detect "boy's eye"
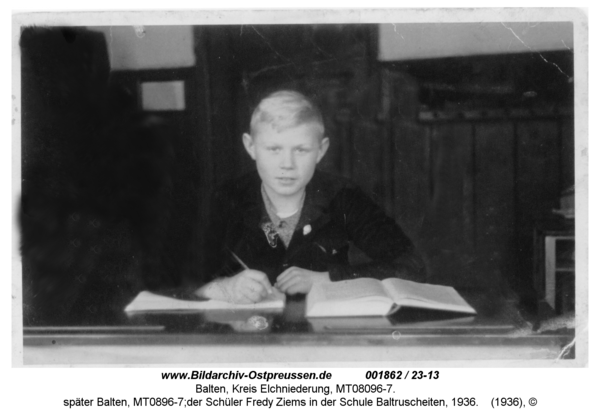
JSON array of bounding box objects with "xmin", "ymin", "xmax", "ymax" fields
[
  {"xmin": 267, "ymin": 147, "xmax": 280, "ymax": 152},
  {"xmin": 295, "ymin": 148, "xmax": 309, "ymax": 153}
]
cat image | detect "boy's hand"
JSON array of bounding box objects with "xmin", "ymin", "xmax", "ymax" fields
[
  {"xmin": 196, "ymin": 270, "xmax": 273, "ymax": 304},
  {"xmin": 275, "ymin": 267, "xmax": 331, "ymax": 295}
]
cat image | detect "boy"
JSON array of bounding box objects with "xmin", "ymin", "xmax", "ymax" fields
[{"xmin": 196, "ymin": 90, "xmax": 425, "ymax": 304}]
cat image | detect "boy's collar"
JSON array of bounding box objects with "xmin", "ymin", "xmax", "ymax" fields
[{"xmin": 239, "ymin": 170, "xmax": 335, "ymax": 230}]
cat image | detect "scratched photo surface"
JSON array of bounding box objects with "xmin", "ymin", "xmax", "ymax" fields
[{"xmin": 16, "ymin": 18, "xmax": 580, "ymax": 364}]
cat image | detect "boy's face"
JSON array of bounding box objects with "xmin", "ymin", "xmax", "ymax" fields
[{"xmin": 243, "ymin": 123, "xmax": 329, "ymax": 200}]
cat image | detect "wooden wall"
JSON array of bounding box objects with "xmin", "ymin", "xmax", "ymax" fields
[{"xmin": 326, "ymin": 87, "xmax": 573, "ymax": 297}]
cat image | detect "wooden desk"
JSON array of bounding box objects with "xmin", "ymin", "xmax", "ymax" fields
[{"xmin": 22, "ymin": 293, "xmax": 575, "ymax": 365}]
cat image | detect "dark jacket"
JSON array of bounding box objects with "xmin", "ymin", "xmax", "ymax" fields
[{"xmin": 202, "ymin": 170, "xmax": 426, "ymax": 285}]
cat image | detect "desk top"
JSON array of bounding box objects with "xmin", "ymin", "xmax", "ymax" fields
[{"xmin": 22, "ymin": 292, "xmax": 575, "ymax": 365}]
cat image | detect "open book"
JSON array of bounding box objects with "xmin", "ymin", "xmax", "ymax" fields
[
  {"xmin": 125, "ymin": 289, "xmax": 285, "ymax": 313},
  {"xmin": 306, "ymin": 278, "xmax": 476, "ymax": 317}
]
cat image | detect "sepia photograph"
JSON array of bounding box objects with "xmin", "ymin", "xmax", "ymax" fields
[{"xmin": 13, "ymin": 9, "xmax": 586, "ymax": 366}]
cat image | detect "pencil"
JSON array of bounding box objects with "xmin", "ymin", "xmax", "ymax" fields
[
  {"xmin": 230, "ymin": 250, "xmax": 249, "ymax": 270},
  {"xmin": 229, "ymin": 249, "xmax": 277, "ymax": 295}
]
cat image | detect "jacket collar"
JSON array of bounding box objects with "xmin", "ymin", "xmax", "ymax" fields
[
  {"xmin": 297, "ymin": 171, "xmax": 334, "ymax": 232},
  {"xmin": 239, "ymin": 170, "xmax": 336, "ymax": 234}
]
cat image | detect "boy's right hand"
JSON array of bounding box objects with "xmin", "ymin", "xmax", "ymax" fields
[{"xmin": 216, "ymin": 270, "xmax": 273, "ymax": 304}]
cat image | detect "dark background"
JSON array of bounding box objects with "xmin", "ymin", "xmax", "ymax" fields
[{"xmin": 19, "ymin": 25, "xmax": 574, "ymax": 324}]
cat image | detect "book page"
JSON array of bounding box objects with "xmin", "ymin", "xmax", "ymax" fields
[
  {"xmin": 125, "ymin": 289, "xmax": 285, "ymax": 313},
  {"xmin": 382, "ymin": 279, "xmax": 475, "ymax": 313},
  {"xmin": 305, "ymin": 279, "xmax": 394, "ymax": 317},
  {"xmin": 320, "ymin": 278, "xmax": 389, "ymax": 302}
]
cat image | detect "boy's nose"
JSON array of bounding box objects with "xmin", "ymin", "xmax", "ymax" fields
[{"xmin": 279, "ymin": 151, "xmax": 295, "ymax": 169}]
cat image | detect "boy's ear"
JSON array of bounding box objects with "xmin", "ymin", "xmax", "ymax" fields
[
  {"xmin": 316, "ymin": 137, "xmax": 330, "ymax": 163},
  {"xmin": 242, "ymin": 133, "xmax": 257, "ymax": 160}
]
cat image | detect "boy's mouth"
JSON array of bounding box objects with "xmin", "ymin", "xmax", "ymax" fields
[{"xmin": 277, "ymin": 177, "xmax": 296, "ymax": 184}]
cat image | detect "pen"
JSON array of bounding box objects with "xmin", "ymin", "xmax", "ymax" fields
[
  {"xmin": 229, "ymin": 249, "xmax": 249, "ymax": 270},
  {"xmin": 229, "ymin": 249, "xmax": 276, "ymax": 295}
]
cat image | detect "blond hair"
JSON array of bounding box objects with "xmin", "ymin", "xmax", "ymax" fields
[{"xmin": 250, "ymin": 90, "xmax": 325, "ymax": 137}]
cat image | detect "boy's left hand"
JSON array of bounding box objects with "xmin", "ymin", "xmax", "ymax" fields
[{"xmin": 275, "ymin": 267, "xmax": 331, "ymax": 294}]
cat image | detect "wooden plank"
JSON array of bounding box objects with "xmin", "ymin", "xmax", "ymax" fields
[
  {"xmin": 391, "ymin": 119, "xmax": 428, "ymax": 242},
  {"xmin": 515, "ymin": 121, "xmax": 561, "ymax": 299},
  {"xmin": 516, "ymin": 121, "xmax": 561, "ymax": 223},
  {"xmin": 560, "ymin": 117, "xmax": 575, "ymax": 191},
  {"xmin": 463, "ymin": 125, "xmax": 475, "ymax": 252},
  {"xmin": 419, "ymin": 122, "xmax": 475, "ymax": 287},
  {"xmin": 351, "ymin": 121, "xmax": 385, "ymax": 207},
  {"xmin": 473, "ymin": 122, "xmax": 516, "ymax": 286},
  {"xmin": 381, "ymin": 122, "xmax": 394, "ymax": 217},
  {"xmin": 544, "ymin": 236, "xmax": 557, "ymax": 308},
  {"xmin": 203, "ymin": 27, "xmax": 246, "ymax": 184}
]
